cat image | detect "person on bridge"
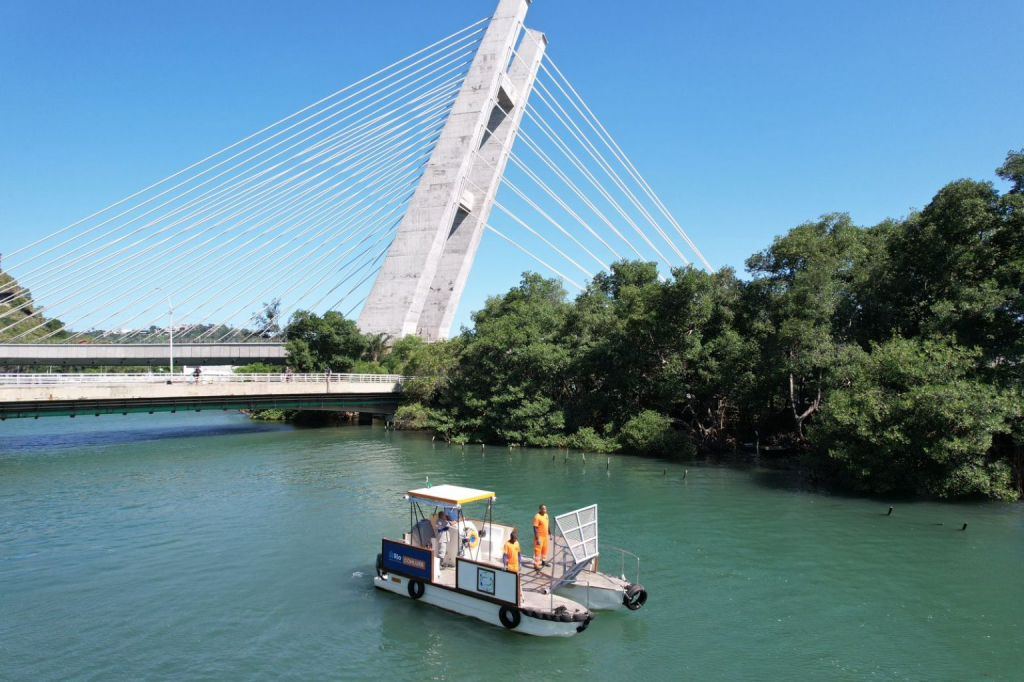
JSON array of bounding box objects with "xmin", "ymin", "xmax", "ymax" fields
[
  {"xmin": 192, "ymin": 366, "xmax": 202, "ymax": 385},
  {"xmin": 533, "ymin": 504, "xmax": 551, "ymax": 570},
  {"xmin": 503, "ymin": 531, "xmax": 521, "ymax": 573}
]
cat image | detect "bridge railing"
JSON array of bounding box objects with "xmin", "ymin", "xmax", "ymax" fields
[{"xmin": 0, "ymin": 373, "xmax": 410, "ymax": 386}]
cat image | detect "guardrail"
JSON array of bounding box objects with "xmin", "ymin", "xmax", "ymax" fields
[
  {"xmin": 606, "ymin": 546, "xmax": 641, "ymax": 586},
  {"xmin": 0, "ymin": 373, "xmax": 409, "ymax": 386}
]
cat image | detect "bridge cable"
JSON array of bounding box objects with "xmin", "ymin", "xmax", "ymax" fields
[
  {"xmin": 1, "ymin": 18, "xmax": 488, "ymax": 265},
  {"xmin": 14, "ymin": 94, "xmax": 456, "ymax": 339},
  {"xmin": 54, "ymin": 123, "xmax": 445, "ymax": 343},
  {"xmin": 542, "ymin": 56, "xmax": 714, "ymax": 272},
  {"xmin": 0, "ymin": 47, "xmax": 477, "ymax": 301}
]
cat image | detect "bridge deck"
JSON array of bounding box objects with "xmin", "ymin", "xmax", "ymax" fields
[
  {"xmin": 0, "ymin": 343, "xmax": 287, "ymax": 367},
  {"xmin": 0, "ymin": 373, "xmax": 404, "ymax": 419}
]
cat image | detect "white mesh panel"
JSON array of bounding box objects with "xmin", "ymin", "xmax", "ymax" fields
[{"xmin": 554, "ymin": 504, "xmax": 599, "ymax": 564}]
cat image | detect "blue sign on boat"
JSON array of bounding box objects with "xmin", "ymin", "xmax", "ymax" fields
[{"xmin": 381, "ymin": 539, "xmax": 432, "ymax": 582}]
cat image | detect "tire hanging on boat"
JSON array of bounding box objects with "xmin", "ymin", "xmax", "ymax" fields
[
  {"xmin": 375, "ymin": 553, "xmax": 384, "ymax": 578},
  {"xmin": 408, "ymin": 579, "xmax": 425, "ymax": 600},
  {"xmin": 623, "ymin": 584, "xmax": 647, "ymax": 611},
  {"xmin": 498, "ymin": 606, "xmax": 521, "ymax": 629}
]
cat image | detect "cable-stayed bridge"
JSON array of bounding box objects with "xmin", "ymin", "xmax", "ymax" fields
[{"xmin": 0, "ymin": 0, "xmax": 711, "ymax": 416}]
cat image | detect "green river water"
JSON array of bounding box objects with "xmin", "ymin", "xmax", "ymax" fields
[{"xmin": 1, "ymin": 412, "xmax": 1021, "ymax": 681}]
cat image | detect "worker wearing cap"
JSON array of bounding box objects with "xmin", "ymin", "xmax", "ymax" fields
[{"xmin": 533, "ymin": 504, "xmax": 550, "ymax": 570}]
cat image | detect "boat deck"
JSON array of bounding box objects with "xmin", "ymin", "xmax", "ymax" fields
[
  {"xmin": 433, "ymin": 554, "xmax": 622, "ymax": 614},
  {"xmin": 521, "ymin": 558, "xmax": 628, "ymax": 594}
]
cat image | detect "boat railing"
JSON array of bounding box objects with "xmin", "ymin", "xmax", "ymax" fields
[{"xmin": 604, "ymin": 545, "xmax": 641, "ymax": 586}]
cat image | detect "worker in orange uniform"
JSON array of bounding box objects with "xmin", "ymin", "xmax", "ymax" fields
[
  {"xmin": 533, "ymin": 504, "xmax": 551, "ymax": 570},
  {"xmin": 503, "ymin": 531, "xmax": 522, "ymax": 572}
]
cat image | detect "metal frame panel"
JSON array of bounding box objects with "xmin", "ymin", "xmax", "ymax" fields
[{"xmin": 554, "ymin": 504, "xmax": 599, "ymax": 563}]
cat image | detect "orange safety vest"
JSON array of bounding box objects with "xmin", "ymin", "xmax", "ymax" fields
[{"xmin": 503, "ymin": 540, "xmax": 521, "ymax": 572}]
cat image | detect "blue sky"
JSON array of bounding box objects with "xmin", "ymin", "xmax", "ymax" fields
[{"xmin": 2, "ymin": 0, "xmax": 1021, "ymax": 335}]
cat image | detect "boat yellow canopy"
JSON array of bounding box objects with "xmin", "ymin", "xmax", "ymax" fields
[{"xmin": 405, "ymin": 484, "xmax": 496, "ymax": 507}]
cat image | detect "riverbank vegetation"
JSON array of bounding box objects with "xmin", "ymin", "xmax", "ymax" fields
[
  {"xmin": 0, "ymin": 271, "xmax": 69, "ymax": 342},
  {"xmin": 4, "ymin": 151, "xmax": 1021, "ymax": 501},
  {"xmin": 283, "ymin": 151, "xmax": 1023, "ymax": 500}
]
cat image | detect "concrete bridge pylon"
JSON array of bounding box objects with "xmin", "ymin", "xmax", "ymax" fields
[{"xmin": 356, "ymin": 0, "xmax": 545, "ymax": 342}]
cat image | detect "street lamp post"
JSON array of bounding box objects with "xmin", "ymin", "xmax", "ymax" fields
[{"xmin": 155, "ymin": 287, "xmax": 173, "ymax": 383}]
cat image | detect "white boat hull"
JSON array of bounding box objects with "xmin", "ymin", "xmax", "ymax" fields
[
  {"xmin": 559, "ymin": 582, "xmax": 625, "ymax": 610},
  {"xmin": 374, "ymin": 574, "xmax": 591, "ymax": 637},
  {"xmin": 555, "ymin": 571, "xmax": 647, "ymax": 612}
]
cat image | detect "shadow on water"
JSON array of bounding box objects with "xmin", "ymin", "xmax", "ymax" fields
[
  {"xmin": 743, "ymin": 456, "xmax": 1000, "ymax": 510},
  {"xmin": 0, "ymin": 422, "xmax": 293, "ymax": 452},
  {"xmin": 667, "ymin": 449, "xmax": 931, "ymax": 504}
]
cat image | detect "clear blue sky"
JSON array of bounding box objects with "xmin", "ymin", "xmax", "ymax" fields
[{"xmin": 2, "ymin": 0, "xmax": 1021, "ymax": 334}]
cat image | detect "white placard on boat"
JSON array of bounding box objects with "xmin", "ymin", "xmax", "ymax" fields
[{"xmin": 456, "ymin": 559, "xmax": 518, "ymax": 605}]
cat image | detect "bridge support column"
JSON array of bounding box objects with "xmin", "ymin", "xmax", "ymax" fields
[
  {"xmin": 357, "ymin": 0, "xmax": 544, "ymax": 341},
  {"xmin": 417, "ymin": 30, "xmax": 546, "ymax": 339}
]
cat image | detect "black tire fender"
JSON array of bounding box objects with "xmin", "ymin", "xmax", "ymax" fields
[
  {"xmin": 375, "ymin": 553, "xmax": 384, "ymax": 577},
  {"xmin": 624, "ymin": 584, "xmax": 648, "ymax": 611},
  {"xmin": 408, "ymin": 579, "xmax": 425, "ymax": 600},
  {"xmin": 576, "ymin": 616, "xmax": 592, "ymax": 633},
  {"xmin": 499, "ymin": 606, "xmax": 521, "ymax": 630}
]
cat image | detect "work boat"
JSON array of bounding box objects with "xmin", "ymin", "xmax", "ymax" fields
[{"xmin": 373, "ymin": 484, "xmax": 647, "ymax": 637}]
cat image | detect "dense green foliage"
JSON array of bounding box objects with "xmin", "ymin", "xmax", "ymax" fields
[
  {"xmin": 809, "ymin": 339, "xmax": 1013, "ymax": 499},
  {"xmin": 284, "ymin": 311, "xmax": 369, "ymax": 373},
  {"xmin": 280, "ymin": 312, "xmax": 426, "ymax": 376},
  {"xmin": 233, "ymin": 363, "xmax": 280, "ymax": 374},
  {"xmin": 0, "ymin": 271, "xmax": 69, "ymax": 342},
  {"xmin": 382, "ymin": 151, "xmax": 1023, "ymax": 501}
]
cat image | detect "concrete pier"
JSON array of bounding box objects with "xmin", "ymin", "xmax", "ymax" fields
[
  {"xmin": 357, "ymin": 0, "xmax": 543, "ymax": 341},
  {"xmin": 417, "ymin": 29, "xmax": 547, "ymax": 338}
]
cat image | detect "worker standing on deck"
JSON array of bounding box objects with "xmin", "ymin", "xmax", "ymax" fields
[
  {"xmin": 503, "ymin": 531, "xmax": 521, "ymax": 572},
  {"xmin": 435, "ymin": 511, "xmax": 453, "ymax": 564},
  {"xmin": 533, "ymin": 504, "xmax": 550, "ymax": 570}
]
